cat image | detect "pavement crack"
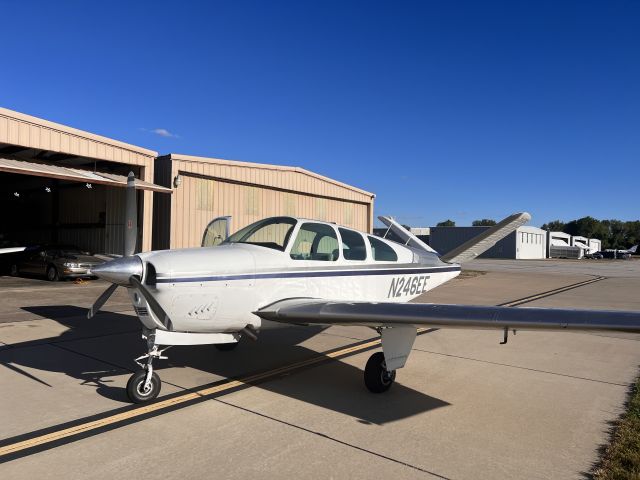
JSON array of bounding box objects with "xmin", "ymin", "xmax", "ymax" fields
[
  {"xmin": 412, "ymin": 348, "xmax": 629, "ymax": 387},
  {"xmin": 212, "ymin": 397, "xmax": 452, "ymax": 479}
]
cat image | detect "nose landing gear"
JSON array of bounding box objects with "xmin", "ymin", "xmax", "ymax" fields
[{"xmin": 127, "ymin": 340, "xmax": 170, "ymax": 403}]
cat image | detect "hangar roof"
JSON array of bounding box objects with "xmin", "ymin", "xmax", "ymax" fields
[
  {"xmin": 0, "ymin": 107, "xmax": 157, "ymax": 166},
  {"xmin": 162, "ymin": 153, "xmax": 375, "ymax": 204}
]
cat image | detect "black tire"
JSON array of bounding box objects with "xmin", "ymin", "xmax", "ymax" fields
[
  {"xmin": 126, "ymin": 370, "xmax": 161, "ymax": 403},
  {"xmin": 215, "ymin": 342, "xmax": 239, "ymax": 351},
  {"xmin": 364, "ymin": 352, "xmax": 396, "ymax": 393},
  {"xmin": 9, "ymin": 264, "xmax": 19, "ymax": 276},
  {"xmin": 46, "ymin": 265, "xmax": 59, "ymax": 282}
]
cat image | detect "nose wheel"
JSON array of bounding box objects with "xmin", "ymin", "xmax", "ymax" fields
[
  {"xmin": 126, "ymin": 342, "xmax": 170, "ymax": 403},
  {"xmin": 127, "ymin": 370, "xmax": 161, "ymax": 403},
  {"xmin": 364, "ymin": 352, "xmax": 396, "ymax": 393}
]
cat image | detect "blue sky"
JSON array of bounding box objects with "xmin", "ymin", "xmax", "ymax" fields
[{"xmin": 1, "ymin": 1, "xmax": 638, "ymax": 227}]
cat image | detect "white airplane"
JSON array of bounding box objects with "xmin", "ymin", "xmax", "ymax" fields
[
  {"xmin": 603, "ymin": 245, "xmax": 638, "ymax": 259},
  {"xmin": 89, "ymin": 174, "xmax": 640, "ymax": 403}
]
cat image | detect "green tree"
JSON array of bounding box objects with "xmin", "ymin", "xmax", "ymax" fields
[
  {"xmin": 472, "ymin": 219, "xmax": 497, "ymax": 226},
  {"xmin": 540, "ymin": 217, "xmax": 640, "ymax": 250},
  {"xmin": 436, "ymin": 219, "xmax": 456, "ymax": 227},
  {"xmin": 541, "ymin": 220, "xmax": 565, "ymax": 232}
]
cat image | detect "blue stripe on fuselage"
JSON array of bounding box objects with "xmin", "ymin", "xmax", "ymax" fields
[{"xmin": 155, "ymin": 266, "xmax": 461, "ymax": 284}]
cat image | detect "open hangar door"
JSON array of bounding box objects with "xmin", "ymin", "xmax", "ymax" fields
[
  {"xmin": 0, "ymin": 158, "xmax": 171, "ymax": 260},
  {"xmin": 1, "ymin": 172, "xmax": 134, "ymax": 255}
]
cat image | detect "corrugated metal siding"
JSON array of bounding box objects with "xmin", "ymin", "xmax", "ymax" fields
[
  {"xmin": 168, "ymin": 173, "xmax": 371, "ymax": 249},
  {"xmin": 58, "ymin": 185, "xmax": 105, "ymax": 224},
  {"xmin": 105, "ymin": 187, "xmax": 126, "ymax": 255},
  {"xmin": 58, "ymin": 228, "xmax": 105, "ymax": 254},
  {"xmin": 168, "ymin": 155, "xmax": 373, "ymax": 205},
  {"xmin": 0, "ymin": 108, "xmax": 155, "ymax": 165}
]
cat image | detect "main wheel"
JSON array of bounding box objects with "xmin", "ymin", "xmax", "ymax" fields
[
  {"xmin": 364, "ymin": 352, "xmax": 396, "ymax": 393},
  {"xmin": 9, "ymin": 264, "xmax": 19, "ymax": 276},
  {"xmin": 46, "ymin": 266, "xmax": 59, "ymax": 282},
  {"xmin": 215, "ymin": 342, "xmax": 239, "ymax": 351},
  {"xmin": 126, "ymin": 370, "xmax": 161, "ymax": 403}
]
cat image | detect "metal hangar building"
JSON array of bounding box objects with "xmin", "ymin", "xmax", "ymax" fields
[
  {"xmin": 429, "ymin": 225, "xmax": 548, "ymax": 260},
  {"xmin": 152, "ymin": 154, "xmax": 375, "ymax": 250},
  {"xmin": 0, "ymin": 107, "xmax": 374, "ymax": 256},
  {"xmin": 0, "ymin": 107, "xmax": 166, "ymax": 255}
]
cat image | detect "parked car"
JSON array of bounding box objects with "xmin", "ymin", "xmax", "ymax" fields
[
  {"xmin": 584, "ymin": 252, "xmax": 603, "ymax": 259},
  {"xmin": 10, "ymin": 244, "xmax": 105, "ymax": 281}
]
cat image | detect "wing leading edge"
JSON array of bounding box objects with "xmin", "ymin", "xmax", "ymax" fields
[{"xmin": 256, "ymin": 298, "xmax": 640, "ymax": 333}]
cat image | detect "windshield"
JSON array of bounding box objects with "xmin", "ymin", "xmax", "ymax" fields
[{"xmin": 223, "ymin": 217, "xmax": 297, "ymax": 251}]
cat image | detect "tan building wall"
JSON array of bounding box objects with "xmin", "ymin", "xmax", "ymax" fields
[
  {"xmin": 0, "ymin": 107, "xmax": 158, "ymax": 251},
  {"xmin": 154, "ymin": 154, "xmax": 375, "ymax": 250}
]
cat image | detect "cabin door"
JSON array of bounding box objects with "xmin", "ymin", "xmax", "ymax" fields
[{"xmin": 201, "ymin": 216, "xmax": 232, "ymax": 247}]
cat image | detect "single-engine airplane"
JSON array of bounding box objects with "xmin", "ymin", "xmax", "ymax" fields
[{"xmin": 89, "ymin": 173, "xmax": 640, "ymax": 403}]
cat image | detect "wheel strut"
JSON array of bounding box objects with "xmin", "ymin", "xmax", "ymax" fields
[{"xmin": 127, "ymin": 334, "xmax": 171, "ymax": 403}]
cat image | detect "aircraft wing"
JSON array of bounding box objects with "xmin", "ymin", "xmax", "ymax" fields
[{"xmin": 256, "ymin": 298, "xmax": 640, "ymax": 333}]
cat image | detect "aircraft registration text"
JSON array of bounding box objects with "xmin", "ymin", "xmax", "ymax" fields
[{"xmin": 388, "ymin": 275, "xmax": 430, "ymax": 298}]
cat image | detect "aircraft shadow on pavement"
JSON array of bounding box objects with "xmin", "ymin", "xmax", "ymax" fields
[{"xmin": 3, "ymin": 305, "xmax": 450, "ymax": 425}]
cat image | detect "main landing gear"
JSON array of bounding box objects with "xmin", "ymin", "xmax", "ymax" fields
[
  {"xmin": 364, "ymin": 352, "xmax": 396, "ymax": 393},
  {"xmin": 126, "ymin": 341, "xmax": 170, "ymax": 403}
]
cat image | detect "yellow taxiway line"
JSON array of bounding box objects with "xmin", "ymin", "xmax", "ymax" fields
[
  {"xmin": 0, "ymin": 337, "xmax": 386, "ymax": 458},
  {"xmin": 0, "ymin": 275, "xmax": 606, "ymax": 459}
]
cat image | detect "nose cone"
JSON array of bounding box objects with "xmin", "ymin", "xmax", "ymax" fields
[{"xmin": 91, "ymin": 256, "xmax": 143, "ymax": 285}]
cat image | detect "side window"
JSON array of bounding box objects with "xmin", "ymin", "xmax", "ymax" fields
[
  {"xmin": 339, "ymin": 228, "xmax": 367, "ymax": 261},
  {"xmin": 368, "ymin": 236, "xmax": 398, "ymax": 261},
  {"xmin": 290, "ymin": 223, "xmax": 339, "ymax": 261}
]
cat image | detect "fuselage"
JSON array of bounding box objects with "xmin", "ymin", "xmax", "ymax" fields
[{"xmin": 125, "ymin": 217, "xmax": 461, "ymax": 333}]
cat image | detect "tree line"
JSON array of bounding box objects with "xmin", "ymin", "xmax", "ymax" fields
[{"xmin": 541, "ymin": 217, "xmax": 640, "ymax": 250}]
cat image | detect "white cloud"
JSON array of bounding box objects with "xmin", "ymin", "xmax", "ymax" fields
[
  {"xmin": 151, "ymin": 128, "xmax": 178, "ymax": 138},
  {"xmin": 141, "ymin": 127, "xmax": 179, "ymax": 138}
]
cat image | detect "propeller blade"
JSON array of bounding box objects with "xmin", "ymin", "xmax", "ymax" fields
[
  {"xmin": 124, "ymin": 171, "xmax": 138, "ymax": 257},
  {"xmin": 129, "ymin": 276, "xmax": 173, "ymax": 330},
  {"xmin": 87, "ymin": 283, "xmax": 118, "ymax": 319}
]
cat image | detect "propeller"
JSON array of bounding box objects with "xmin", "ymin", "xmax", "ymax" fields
[
  {"xmin": 129, "ymin": 276, "xmax": 172, "ymax": 330},
  {"xmin": 87, "ymin": 172, "xmax": 140, "ymax": 319}
]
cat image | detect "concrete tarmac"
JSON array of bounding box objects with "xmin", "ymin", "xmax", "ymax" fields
[{"xmin": 1, "ymin": 259, "xmax": 639, "ymax": 479}]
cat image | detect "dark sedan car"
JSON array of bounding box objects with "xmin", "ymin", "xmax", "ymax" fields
[{"xmin": 10, "ymin": 245, "xmax": 105, "ymax": 281}]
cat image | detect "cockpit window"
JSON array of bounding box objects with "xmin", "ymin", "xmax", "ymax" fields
[
  {"xmin": 290, "ymin": 223, "xmax": 339, "ymax": 261},
  {"xmin": 223, "ymin": 217, "xmax": 297, "ymax": 251},
  {"xmin": 368, "ymin": 236, "xmax": 398, "ymax": 261}
]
